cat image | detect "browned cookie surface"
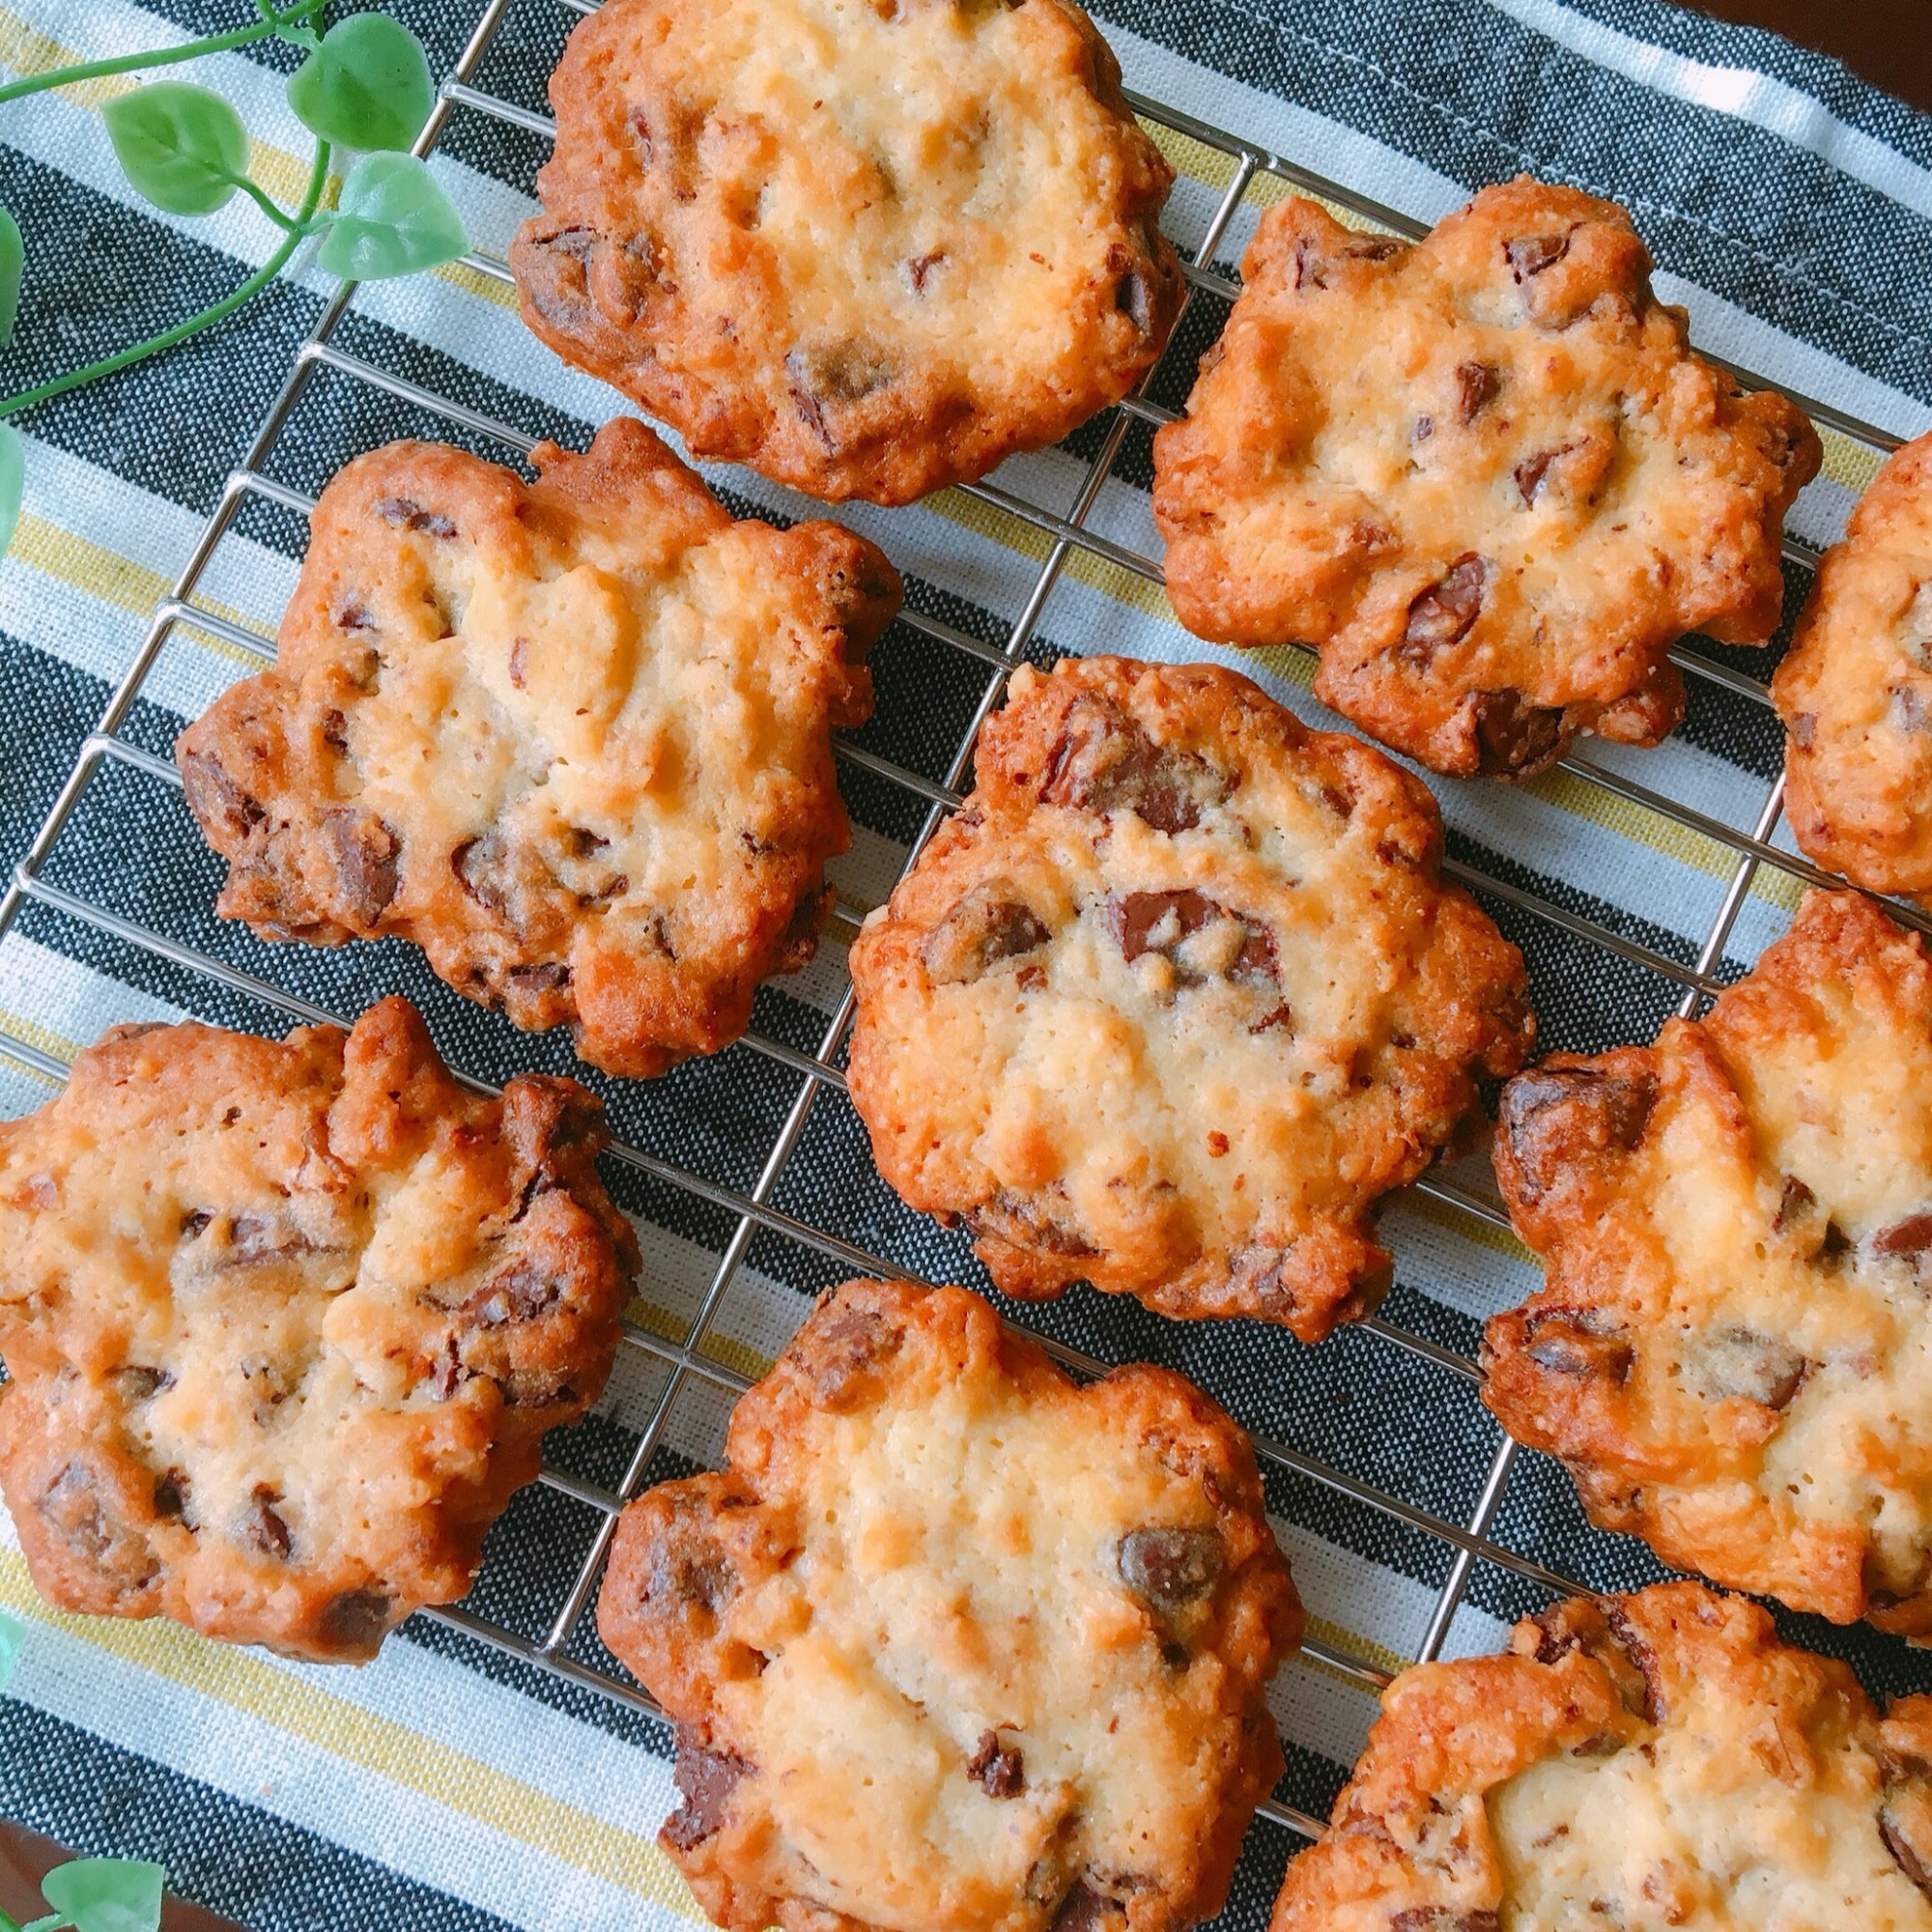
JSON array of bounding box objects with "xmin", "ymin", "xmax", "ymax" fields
[
  {"xmin": 1268, "ymin": 1581, "xmax": 1932, "ymax": 1931},
  {"xmin": 1487, "ymin": 890, "xmax": 1932, "ymax": 1630},
  {"xmin": 176, "ymin": 419, "xmax": 895, "ymax": 1080},
  {"xmin": 1776, "ymin": 431, "xmax": 1932, "ymax": 897},
  {"xmin": 599, "ymin": 1277, "xmax": 1301, "ymax": 1932},
  {"xmin": 1153, "ymin": 177, "xmax": 1818, "ymax": 778},
  {"xmin": 845, "ymin": 655, "xmax": 1533, "ymax": 1340},
  {"xmin": 0, "ymin": 998, "xmax": 639, "ymax": 1662},
  {"xmin": 512, "ymin": 0, "xmax": 1179, "ymax": 505}
]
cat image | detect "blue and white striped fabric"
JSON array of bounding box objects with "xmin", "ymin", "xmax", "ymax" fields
[{"xmin": 0, "ymin": 1, "xmax": 1927, "ymax": 1926}]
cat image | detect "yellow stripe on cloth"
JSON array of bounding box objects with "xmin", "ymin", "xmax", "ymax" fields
[
  {"xmin": 0, "ymin": 1549, "xmax": 704, "ymax": 1918},
  {"xmin": 0, "ymin": 1007, "xmax": 81, "ymax": 1068}
]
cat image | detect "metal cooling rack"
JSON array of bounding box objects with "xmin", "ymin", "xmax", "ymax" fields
[{"xmin": 0, "ymin": 0, "xmax": 1917, "ymax": 1861}]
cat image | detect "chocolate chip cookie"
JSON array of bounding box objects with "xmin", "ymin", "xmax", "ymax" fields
[
  {"xmin": 177, "ymin": 419, "xmax": 896, "ymax": 1080},
  {"xmin": 0, "ymin": 998, "xmax": 639, "ymax": 1662},
  {"xmin": 598, "ymin": 1277, "xmax": 1301, "ymax": 1932},
  {"xmin": 845, "ymin": 656, "xmax": 1534, "ymax": 1341},
  {"xmin": 1776, "ymin": 430, "xmax": 1932, "ymax": 897},
  {"xmin": 1269, "ymin": 1581, "xmax": 1932, "ymax": 1931},
  {"xmin": 512, "ymin": 0, "xmax": 1180, "ymax": 505},
  {"xmin": 1487, "ymin": 889, "xmax": 1932, "ymax": 1631},
  {"xmin": 1153, "ymin": 177, "xmax": 1820, "ymax": 779}
]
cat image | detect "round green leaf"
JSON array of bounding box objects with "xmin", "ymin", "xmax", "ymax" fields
[
  {"xmin": 101, "ymin": 82, "xmax": 249, "ymax": 217},
  {"xmin": 0, "ymin": 424, "xmax": 21, "ymax": 566},
  {"xmin": 315, "ymin": 153, "xmax": 467, "ymax": 281},
  {"xmin": 0, "ymin": 207, "xmax": 21, "ymax": 349},
  {"xmin": 38, "ymin": 1861, "xmax": 166, "ymax": 1932},
  {"xmin": 287, "ymin": 15, "xmax": 434, "ymax": 154},
  {"xmin": 0, "ymin": 1606, "xmax": 24, "ymax": 1691}
]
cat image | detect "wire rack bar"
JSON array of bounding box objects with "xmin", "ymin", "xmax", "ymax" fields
[{"xmin": 0, "ymin": 0, "xmax": 1918, "ymax": 1866}]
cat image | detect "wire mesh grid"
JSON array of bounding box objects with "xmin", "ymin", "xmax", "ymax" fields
[{"xmin": 0, "ymin": 0, "xmax": 1919, "ymax": 1880}]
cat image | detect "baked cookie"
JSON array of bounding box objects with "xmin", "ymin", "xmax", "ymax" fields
[
  {"xmin": 1152, "ymin": 177, "xmax": 1820, "ymax": 779},
  {"xmin": 0, "ymin": 998, "xmax": 639, "ymax": 1662},
  {"xmin": 845, "ymin": 656, "xmax": 1534, "ymax": 1341},
  {"xmin": 1776, "ymin": 430, "xmax": 1932, "ymax": 897},
  {"xmin": 1268, "ymin": 1580, "xmax": 1932, "ymax": 1931},
  {"xmin": 1486, "ymin": 889, "xmax": 1932, "ymax": 1631},
  {"xmin": 598, "ymin": 1276, "xmax": 1301, "ymax": 1932},
  {"xmin": 177, "ymin": 419, "xmax": 896, "ymax": 1080},
  {"xmin": 511, "ymin": 0, "xmax": 1180, "ymax": 506}
]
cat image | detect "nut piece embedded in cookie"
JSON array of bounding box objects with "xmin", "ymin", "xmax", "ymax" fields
[
  {"xmin": 598, "ymin": 1277, "xmax": 1302, "ymax": 1932},
  {"xmin": 1486, "ymin": 889, "xmax": 1932, "ymax": 1631},
  {"xmin": 1152, "ymin": 176, "xmax": 1820, "ymax": 779},
  {"xmin": 511, "ymin": 0, "xmax": 1180, "ymax": 505},
  {"xmin": 1267, "ymin": 1580, "xmax": 1932, "ymax": 1931},
  {"xmin": 176, "ymin": 418, "xmax": 897, "ymax": 1080},
  {"xmin": 845, "ymin": 656, "xmax": 1535, "ymax": 1340},
  {"xmin": 1776, "ymin": 430, "xmax": 1932, "ymax": 898},
  {"xmin": 0, "ymin": 998, "xmax": 640, "ymax": 1662}
]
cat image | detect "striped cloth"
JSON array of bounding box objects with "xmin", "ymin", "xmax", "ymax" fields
[{"xmin": 0, "ymin": 0, "xmax": 1929, "ymax": 1926}]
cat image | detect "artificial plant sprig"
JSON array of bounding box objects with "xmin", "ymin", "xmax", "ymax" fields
[{"xmin": 0, "ymin": 6, "xmax": 467, "ymax": 557}]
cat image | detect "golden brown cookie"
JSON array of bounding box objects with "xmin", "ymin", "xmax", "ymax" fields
[
  {"xmin": 1268, "ymin": 1580, "xmax": 1932, "ymax": 1931},
  {"xmin": 511, "ymin": 0, "xmax": 1180, "ymax": 506},
  {"xmin": 1152, "ymin": 177, "xmax": 1820, "ymax": 779},
  {"xmin": 1486, "ymin": 889, "xmax": 1932, "ymax": 1631},
  {"xmin": 598, "ymin": 1276, "xmax": 1301, "ymax": 1932},
  {"xmin": 844, "ymin": 655, "xmax": 1534, "ymax": 1341},
  {"xmin": 176, "ymin": 419, "xmax": 896, "ymax": 1080},
  {"xmin": 1776, "ymin": 430, "xmax": 1932, "ymax": 896},
  {"xmin": 0, "ymin": 998, "xmax": 639, "ymax": 1662}
]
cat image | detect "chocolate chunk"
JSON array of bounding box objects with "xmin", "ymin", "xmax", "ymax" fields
[
  {"xmin": 1472, "ymin": 688, "xmax": 1566, "ymax": 777},
  {"xmin": 244, "ymin": 1492, "xmax": 292, "ymax": 1560},
  {"xmin": 1455, "ymin": 360, "xmax": 1500, "ymax": 422},
  {"xmin": 520, "ymin": 224, "xmax": 597, "ymax": 328},
  {"xmin": 153, "ymin": 1470, "xmax": 188, "ymax": 1520},
  {"xmin": 321, "ymin": 708, "xmax": 349, "ymax": 754},
  {"xmin": 112, "ymin": 1365, "xmax": 174, "ymax": 1402},
  {"xmin": 336, "ymin": 602, "xmax": 378, "ymax": 634},
  {"xmin": 1515, "ymin": 445, "xmax": 1572, "ymax": 505},
  {"xmin": 376, "ymin": 496, "xmax": 458, "ymax": 540},
  {"xmin": 967, "ymin": 1730, "xmax": 1026, "ymax": 1798},
  {"xmin": 1684, "ymin": 1325, "xmax": 1806, "ymax": 1410},
  {"xmin": 1053, "ymin": 1885, "xmax": 1128, "ymax": 1932},
  {"xmin": 1400, "ymin": 554, "xmax": 1487, "ymax": 662},
  {"xmin": 1293, "ymin": 232, "xmax": 1404, "ymax": 290},
  {"xmin": 1391, "ymin": 1913, "xmax": 1502, "ymax": 1932},
  {"xmin": 785, "ymin": 343, "xmax": 895, "ymax": 446},
  {"xmin": 320, "ymin": 1589, "xmax": 393, "ymax": 1650},
  {"xmin": 905, "ymin": 250, "xmax": 946, "ymax": 295},
  {"xmin": 664, "ymin": 1728, "xmax": 751, "ymax": 1851},
  {"xmin": 464, "ymin": 1260, "xmax": 563, "ymax": 1327},
  {"xmin": 1109, "ymin": 888, "xmax": 1216, "ymax": 963},
  {"xmin": 1116, "ymin": 270, "xmax": 1152, "ymax": 333},
  {"xmin": 1501, "ymin": 1065, "xmax": 1657, "ymax": 1204},
  {"xmin": 1599, "ymin": 1603, "xmax": 1664, "ymax": 1722},
  {"xmin": 38, "ymin": 1462, "xmax": 156, "ymax": 1588},
  {"xmin": 1884, "ymin": 1813, "xmax": 1932, "ymax": 1902},
  {"xmin": 325, "ymin": 810, "xmax": 400, "ymax": 925},
  {"xmin": 1775, "ymin": 1175, "xmax": 1816, "ymax": 1232},
  {"xmin": 506, "ymin": 962, "xmax": 573, "ymax": 996},
  {"xmin": 1874, "ymin": 1212, "xmax": 1932, "ymax": 1258},
  {"xmin": 180, "ymin": 1209, "xmax": 212, "ymax": 1240},
  {"xmin": 923, "ymin": 887, "xmax": 1052, "ymax": 986},
  {"xmin": 965, "ymin": 1188, "xmax": 1096, "ymax": 1259},
  {"xmin": 1529, "ymin": 1597, "xmax": 1661, "ymax": 1721},
  {"xmin": 1507, "ymin": 233, "xmax": 1570, "ymax": 280},
  {"xmin": 1117, "ymin": 1526, "xmax": 1224, "ymax": 1610},
  {"xmin": 1521, "ymin": 1309, "xmax": 1634, "ymax": 1383},
  {"xmin": 804, "ymin": 1301, "xmax": 904, "ymax": 1411},
  {"xmin": 227, "ymin": 1214, "xmax": 315, "ymax": 1266},
  {"xmin": 452, "ymin": 834, "xmax": 510, "ymax": 917},
  {"xmin": 1039, "ymin": 694, "xmax": 1231, "ymax": 833},
  {"xmin": 179, "ymin": 748, "xmax": 265, "ymax": 841}
]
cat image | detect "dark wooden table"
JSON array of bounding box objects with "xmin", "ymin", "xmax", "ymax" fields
[{"xmin": 1691, "ymin": 0, "xmax": 1931, "ymax": 115}]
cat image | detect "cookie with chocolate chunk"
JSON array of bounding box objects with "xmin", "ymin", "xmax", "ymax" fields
[
  {"xmin": 512, "ymin": 0, "xmax": 1179, "ymax": 505},
  {"xmin": 1487, "ymin": 889, "xmax": 1932, "ymax": 1631},
  {"xmin": 845, "ymin": 656, "xmax": 1534, "ymax": 1340},
  {"xmin": 1153, "ymin": 176, "xmax": 1819, "ymax": 779},
  {"xmin": 177, "ymin": 418, "xmax": 896, "ymax": 1080},
  {"xmin": 0, "ymin": 998, "xmax": 639, "ymax": 1662},
  {"xmin": 1269, "ymin": 1580, "xmax": 1932, "ymax": 1932},
  {"xmin": 1776, "ymin": 430, "xmax": 1932, "ymax": 897},
  {"xmin": 598, "ymin": 1277, "xmax": 1301, "ymax": 1932}
]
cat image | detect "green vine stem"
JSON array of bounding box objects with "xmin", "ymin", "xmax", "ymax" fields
[
  {"xmin": 0, "ymin": 136, "xmax": 330, "ymax": 418},
  {"xmin": 0, "ymin": 0, "xmax": 327, "ymax": 107}
]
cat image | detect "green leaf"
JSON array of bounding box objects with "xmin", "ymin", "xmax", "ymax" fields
[
  {"xmin": 315, "ymin": 153, "xmax": 466, "ymax": 281},
  {"xmin": 0, "ymin": 423, "xmax": 20, "ymax": 565},
  {"xmin": 257, "ymin": 0, "xmax": 322, "ymax": 50},
  {"xmin": 38, "ymin": 1861, "xmax": 165, "ymax": 1932},
  {"xmin": 101, "ymin": 82, "xmax": 249, "ymax": 217},
  {"xmin": 0, "ymin": 207, "xmax": 21, "ymax": 350},
  {"xmin": 287, "ymin": 15, "xmax": 434, "ymax": 153},
  {"xmin": 0, "ymin": 1607, "xmax": 23, "ymax": 1691}
]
